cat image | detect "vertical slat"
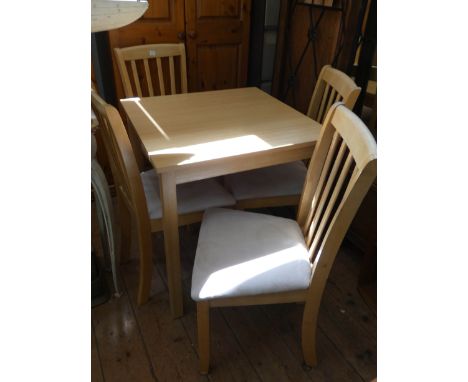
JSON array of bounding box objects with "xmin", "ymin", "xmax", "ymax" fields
[
  {"xmin": 180, "ymin": 53, "xmax": 188, "ymax": 93},
  {"xmin": 169, "ymin": 56, "xmax": 176, "ymax": 94},
  {"xmin": 317, "ymin": 84, "xmax": 331, "ymax": 123},
  {"xmin": 309, "ymin": 152, "xmax": 354, "ymax": 258},
  {"xmin": 114, "ymin": 49, "xmax": 133, "ymax": 97},
  {"xmin": 331, "ymin": 89, "xmax": 342, "ymax": 113},
  {"xmin": 156, "ymin": 58, "xmax": 165, "ymax": 95},
  {"xmin": 143, "ymin": 59, "xmax": 154, "ymax": 96},
  {"xmin": 350, "ymin": 164, "xmax": 359, "ymax": 182},
  {"xmin": 297, "ymin": 103, "xmax": 341, "ymax": 227},
  {"xmin": 338, "ymin": 168, "xmax": 361, "ymax": 216},
  {"xmin": 306, "ymin": 69, "xmax": 327, "ymax": 118},
  {"xmin": 303, "ymin": 131, "xmax": 340, "ymax": 234},
  {"xmin": 324, "ymin": 88, "xmax": 337, "ymax": 120},
  {"xmin": 306, "ymin": 140, "xmax": 348, "ymax": 247},
  {"xmin": 130, "ymin": 60, "xmax": 142, "ymax": 97}
]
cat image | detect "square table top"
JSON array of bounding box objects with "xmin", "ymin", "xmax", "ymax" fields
[{"xmin": 120, "ymin": 87, "xmax": 321, "ymax": 173}]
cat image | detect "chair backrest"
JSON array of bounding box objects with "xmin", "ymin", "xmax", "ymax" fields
[
  {"xmin": 297, "ymin": 103, "xmax": 377, "ymax": 291},
  {"xmin": 306, "ymin": 65, "xmax": 361, "ymax": 124},
  {"xmin": 91, "ymin": 89, "xmax": 151, "ymax": 237},
  {"xmin": 114, "ymin": 43, "xmax": 188, "ymax": 98}
]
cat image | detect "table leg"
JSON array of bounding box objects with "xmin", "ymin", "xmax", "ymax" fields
[{"xmin": 160, "ymin": 172, "xmax": 183, "ymax": 318}]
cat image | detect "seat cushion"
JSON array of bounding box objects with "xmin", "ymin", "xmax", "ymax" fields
[
  {"xmin": 224, "ymin": 161, "xmax": 307, "ymax": 201},
  {"xmin": 140, "ymin": 171, "xmax": 235, "ymax": 220},
  {"xmin": 191, "ymin": 208, "xmax": 311, "ymax": 301}
]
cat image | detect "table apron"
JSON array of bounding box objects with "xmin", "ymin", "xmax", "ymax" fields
[{"xmin": 170, "ymin": 144, "xmax": 316, "ymax": 184}]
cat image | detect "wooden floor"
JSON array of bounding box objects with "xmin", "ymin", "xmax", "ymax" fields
[{"xmin": 91, "ymin": 208, "xmax": 377, "ymax": 382}]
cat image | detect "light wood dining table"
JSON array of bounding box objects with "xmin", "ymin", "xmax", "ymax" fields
[{"xmin": 120, "ymin": 87, "xmax": 322, "ymax": 317}]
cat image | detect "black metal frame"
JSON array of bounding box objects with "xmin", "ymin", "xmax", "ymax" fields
[
  {"xmin": 353, "ymin": 0, "xmax": 377, "ymax": 116},
  {"xmin": 281, "ymin": 0, "xmax": 345, "ymax": 105},
  {"xmin": 91, "ymin": 32, "xmax": 117, "ymax": 106}
]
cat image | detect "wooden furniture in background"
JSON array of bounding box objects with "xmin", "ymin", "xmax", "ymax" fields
[
  {"xmin": 224, "ymin": 65, "xmax": 360, "ymax": 210},
  {"xmin": 106, "ymin": 0, "xmax": 251, "ymax": 101},
  {"xmin": 91, "ymin": 90, "xmax": 235, "ymax": 306},
  {"xmin": 120, "ymin": 87, "xmax": 322, "ymax": 317},
  {"xmin": 114, "ymin": 43, "xmax": 188, "ymax": 97},
  {"xmin": 191, "ymin": 103, "xmax": 377, "ymax": 373}
]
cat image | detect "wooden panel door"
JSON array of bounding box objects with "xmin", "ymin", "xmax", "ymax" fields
[
  {"xmin": 108, "ymin": 0, "xmax": 185, "ymax": 101},
  {"xmin": 184, "ymin": 0, "xmax": 251, "ymax": 91}
]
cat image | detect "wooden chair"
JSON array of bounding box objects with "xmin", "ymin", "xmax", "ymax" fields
[
  {"xmin": 91, "ymin": 90, "xmax": 235, "ymax": 305},
  {"xmin": 114, "ymin": 43, "xmax": 188, "ymax": 97},
  {"xmin": 191, "ymin": 103, "xmax": 377, "ymax": 373},
  {"xmin": 224, "ymin": 65, "xmax": 361, "ymax": 210},
  {"xmin": 114, "ymin": 43, "xmax": 188, "ymax": 172}
]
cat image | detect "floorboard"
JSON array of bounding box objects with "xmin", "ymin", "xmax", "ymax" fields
[
  {"xmin": 121, "ymin": 260, "xmax": 207, "ymax": 382},
  {"xmin": 316, "ymin": 289, "xmax": 377, "ymax": 381},
  {"xmin": 261, "ymin": 303, "xmax": 364, "ymax": 382},
  {"xmin": 91, "ymin": 324, "xmax": 105, "ymax": 382},
  {"xmin": 92, "ymin": 273, "xmax": 156, "ymax": 382},
  {"xmin": 224, "ymin": 305, "xmax": 312, "ymax": 382}
]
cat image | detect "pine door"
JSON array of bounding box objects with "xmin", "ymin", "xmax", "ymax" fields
[{"xmin": 184, "ymin": 0, "xmax": 251, "ymax": 91}]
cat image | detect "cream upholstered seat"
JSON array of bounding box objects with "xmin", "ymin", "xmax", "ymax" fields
[
  {"xmin": 223, "ymin": 161, "xmax": 307, "ymax": 202},
  {"xmin": 191, "ymin": 103, "xmax": 377, "ymax": 374},
  {"xmin": 191, "ymin": 208, "xmax": 311, "ymax": 301},
  {"xmin": 224, "ymin": 65, "xmax": 360, "ymax": 209},
  {"xmin": 141, "ymin": 171, "xmax": 235, "ymax": 220}
]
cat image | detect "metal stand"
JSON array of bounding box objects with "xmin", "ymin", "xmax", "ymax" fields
[{"xmin": 91, "ymin": 133, "xmax": 120, "ymax": 297}]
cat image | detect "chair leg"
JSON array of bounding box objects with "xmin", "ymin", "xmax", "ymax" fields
[
  {"xmin": 118, "ymin": 198, "xmax": 132, "ymax": 264},
  {"xmin": 301, "ymin": 300, "xmax": 319, "ymax": 367},
  {"xmin": 197, "ymin": 301, "xmax": 210, "ymax": 374},
  {"xmin": 136, "ymin": 227, "xmax": 153, "ymax": 306}
]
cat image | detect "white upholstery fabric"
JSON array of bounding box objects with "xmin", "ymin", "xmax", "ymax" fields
[
  {"xmin": 140, "ymin": 171, "xmax": 235, "ymax": 220},
  {"xmin": 224, "ymin": 161, "xmax": 307, "ymax": 201},
  {"xmin": 191, "ymin": 208, "xmax": 311, "ymax": 301}
]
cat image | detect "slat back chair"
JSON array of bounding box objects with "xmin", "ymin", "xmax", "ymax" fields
[
  {"xmin": 223, "ymin": 65, "xmax": 361, "ymax": 210},
  {"xmin": 192, "ymin": 103, "xmax": 377, "ymax": 373},
  {"xmin": 307, "ymin": 64, "xmax": 361, "ymax": 123},
  {"xmin": 92, "ymin": 90, "xmax": 235, "ymax": 306},
  {"xmin": 114, "ymin": 43, "xmax": 188, "ymax": 98},
  {"xmin": 297, "ymin": 102, "xmax": 377, "ymax": 364},
  {"xmin": 92, "ymin": 89, "xmax": 153, "ymax": 304}
]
